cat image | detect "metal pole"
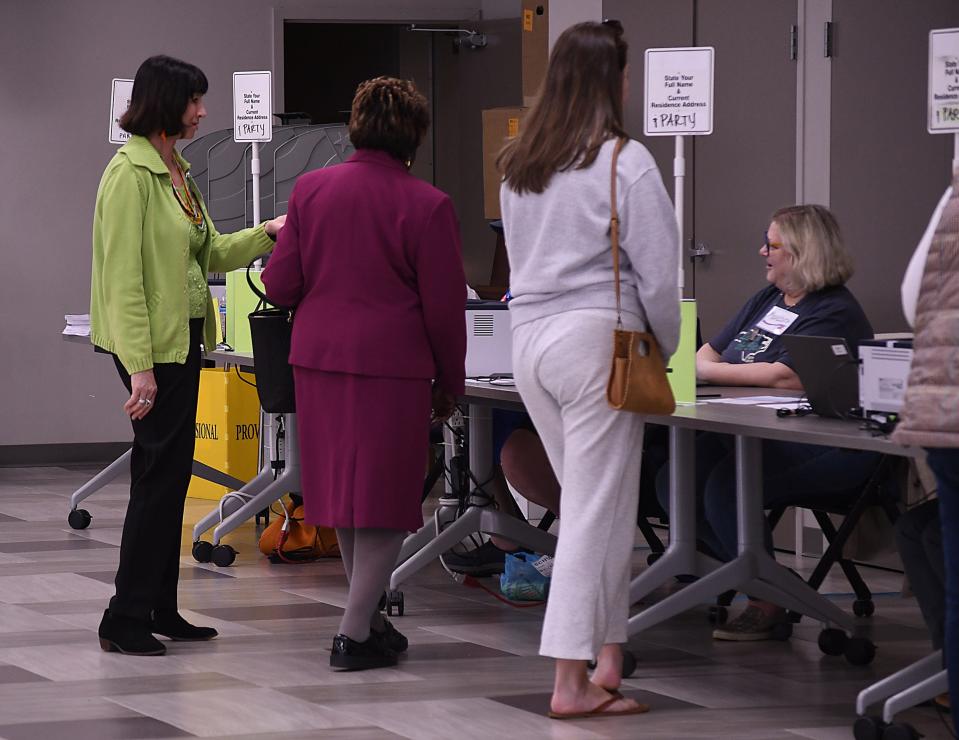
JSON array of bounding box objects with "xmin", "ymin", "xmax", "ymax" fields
[
  {"xmin": 674, "ymin": 135, "xmax": 685, "ymax": 294},
  {"xmin": 252, "ymin": 141, "xmax": 262, "ymax": 268}
]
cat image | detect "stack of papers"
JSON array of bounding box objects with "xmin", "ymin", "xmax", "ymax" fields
[
  {"xmin": 63, "ymin": 313, "xmax": 90, "ymax": 337},
  {"xmin": 701, "ymin": 395, "xmax": 805, "ymax": 410}
]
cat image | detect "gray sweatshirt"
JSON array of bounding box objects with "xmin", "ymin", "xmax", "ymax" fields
[{"xmin": 500, "ymin": 138, "xmax": 681, "ymax": 358}]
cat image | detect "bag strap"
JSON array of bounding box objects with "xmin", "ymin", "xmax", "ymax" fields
[
  {"xmin": 609, "ymin": 137, "xmax": 627, "ymax": 329},
  {"xmin": 246, "ymin": 257, "xmax": 292, "ymax": 313}
]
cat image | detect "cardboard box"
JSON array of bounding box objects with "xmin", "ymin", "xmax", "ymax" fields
[
  {"xmin": 522, "ymin": 0, "xmax": 549, "ymax": 105},
  {"xmin": 482, "ymin": 107, "xmax": 527, "ymax": 220}
]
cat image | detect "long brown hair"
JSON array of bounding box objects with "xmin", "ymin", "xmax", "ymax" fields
[{"xmin": 497, "ymin": 21, "xmax": 628, "ymax": 195}]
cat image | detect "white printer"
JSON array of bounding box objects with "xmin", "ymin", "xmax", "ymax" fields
[
  {"xmin": 858, "ymin": 338, "xmax": 913, "ymax": 416},
  {"xmin": 465, "ymin": 300, "xmax": 512, "ymax": 377}
]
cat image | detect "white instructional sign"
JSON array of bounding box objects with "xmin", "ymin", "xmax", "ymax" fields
[
  {"xmin": 108, "ymin": 78, "xmax": 134, "ymax": 145},
  {"xmin": 929, "ymin": 28, "xmax": 959, "ymax": 133},
  {"xmin": 644, "ymin": 47, "xmax": 714, "ymax": 136},
  {"xmin": 233, "ymin": 71, "xmax": 273, "ymax": 142}
]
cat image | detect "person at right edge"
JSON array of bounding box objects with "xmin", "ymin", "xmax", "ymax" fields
[
  {"xmin": 893, "ymin": 171, "xmax": 959, "ymax": 725},
  {"xmin": 498, "ymin": 21, "xmax": 679, "ymax": 720}
]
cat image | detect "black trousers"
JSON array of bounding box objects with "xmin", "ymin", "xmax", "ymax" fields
[
  {"xmin": 109, "ymin": 319, "xmax": 203, "ymax": 620},
  {"xmin": 894, "ymin": 499, "xmax": 945, "ymax": 650}
]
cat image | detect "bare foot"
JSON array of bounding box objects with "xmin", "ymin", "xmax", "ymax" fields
[
  {"xmin": 550, "ymin": 683, "xmax": 641, "ymax": 716},
  {"xmin": 589, "ymin": 643, "xmax": 623, "ymax": 692}
]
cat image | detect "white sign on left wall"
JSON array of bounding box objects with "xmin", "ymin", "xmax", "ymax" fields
[{"xmin": 108, "ymin": 78, "xmax": 134, "ymax": 144}]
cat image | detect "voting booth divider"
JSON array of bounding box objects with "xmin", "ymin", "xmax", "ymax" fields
[{"xmin": 187, "ymin": 368, "xmax": 261, "ymax": 501}]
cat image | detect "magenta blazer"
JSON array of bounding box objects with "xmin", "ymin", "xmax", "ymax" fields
[{"xmin": 261, "ymin": 149, "xmax": 467, "ymax": 395}]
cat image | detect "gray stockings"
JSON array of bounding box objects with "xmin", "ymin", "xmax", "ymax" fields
[{"xmin": 335, "ymin": 527, "xmax": 406, "ymax": 641}]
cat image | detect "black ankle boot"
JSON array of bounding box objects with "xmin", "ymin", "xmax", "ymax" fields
[
  {"xmin": 98, "ymin": 610, "xmax": 166, "ymax": 656},
  {"xmin": 150, "ymin": 610, "xmax": 218, "ymax": 641},
  {"xmin": 330, "ymin": 633, "xmax": 397, "ymax": 671}
]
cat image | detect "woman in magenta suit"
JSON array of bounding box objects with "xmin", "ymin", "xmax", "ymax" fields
[{"xmin": 262, "ymin": 77, "xmax": 466, "ymax": 671}]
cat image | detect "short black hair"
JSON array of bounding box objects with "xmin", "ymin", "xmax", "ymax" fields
[{"xmin": 119, "ymin": 55, "xmax": 208, "ymax": 137}]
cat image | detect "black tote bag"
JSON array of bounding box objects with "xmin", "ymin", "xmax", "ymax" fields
[{"xmin": 246, "ymin": 259, "xmax": 296, "ymax": 413}]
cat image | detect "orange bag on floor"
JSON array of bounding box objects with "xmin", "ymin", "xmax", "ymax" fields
[{"xmin": 258, "ymin": 498, "xmax": 340, "ymax": 563}]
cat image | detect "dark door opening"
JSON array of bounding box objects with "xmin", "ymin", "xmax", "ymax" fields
[{"xmin": 284, "ymin": 23, "xmax": 402, "ymax": 124}]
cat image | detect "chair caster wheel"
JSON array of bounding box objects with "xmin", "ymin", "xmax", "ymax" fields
[
  {"xmin": 211, "ymin": 544, "xmax": 237, "ymax": 567},
  {"xmin": 852, "ymin": 714, "xmax": 886, "ymax": 740},
  {"xmin": 880, "ymin": 722, "xmax": 920, "ymax": 740},
  {"xmin": 708, "ymin": 606, "xmax": 728, "ymax": 625},
  {"xmin": 386, "ymin": 590, "xmax": 404, "ymax": 616},
  {"xmin": 646, "ymin": 552, "xmax": 662, "ymax": 566},
  {"xmin": 853, "ymin": 599, "xmax": 875, "ymax": 618},
  {"xmin": 621, "ymin": 650, "xmax": 637, "ymax": 678},
  {"xmin": 68, "ymin": 508, "xmax": 92, "ymax": 530},
  {"xmin": 844, "ymin": 637, "xmax": 876, "ymax": 666},
  {"xmin": 192, "ymin": 540, "xmax": 213, "ymax": 563},
  {"xmin": 818, "ymin": 628, "xmax": 847, "ymax": 656},
  {"xmin": 771, "ymin": 621, "xmax": 793, "ymax": 641}
]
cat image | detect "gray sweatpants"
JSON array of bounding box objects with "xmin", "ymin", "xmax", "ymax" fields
[{"xmin": 512, "ymin": 308, "xmax": 645, "ymax": 660}]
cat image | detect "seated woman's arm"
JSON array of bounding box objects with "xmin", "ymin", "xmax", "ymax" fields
[{"xmin": 696, "ymin": 343, "xmax": 802, "ymax": 389}]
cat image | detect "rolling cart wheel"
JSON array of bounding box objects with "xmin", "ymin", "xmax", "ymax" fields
[
  {"xmin": 818, "ymin": 628, "xmax": 848, "ymax": 656},
  {"xmin": 378, "ymin": 591, "xmax": 388, "ymax": 612},
  {"xmin": 880, "ymin": 722, "xmax": 920, "ymax": 740},
  {"xmin": 844, "ymin": 637, "xmax": 876, "ymax": 666},
  {"xmin": 708, "ymin": 606, "xmax": 728, "ymax": 625},
  {"xmin": 621, "ymin": 650, "xmax": 637, "ymax": 678},
  {"xmin": 771, "ymin": 621, "xmax": 793, "ymax": 641},
  {"xmin": 853, "ymin": 599, "xmax": 875, "ymax": 618},
  {"xmin": 68, "ymin": 508, "xmax": 92, "ymax": 530},
  {"xmin": 192, "ymin": 540, "xmax": 213, "ymax": 563},
  {"xmin": 646, "ymin": 552, "xmax": 662, "ymax": 566},
  {"xmin": 852, "ymin": 715, "xmax": 886, "ymax": 740},
  {"xmin": 211, "ymin": 544, "xmax": 237, "ymax": 567},
  {"xmin": 387, "ymin": 590, "xmax": 404, "ymax": 617}
]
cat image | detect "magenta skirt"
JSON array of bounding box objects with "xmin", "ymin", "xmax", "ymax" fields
[{"xmin": 292, "ymin": 367, "xmax": 431, "ymax": 532}]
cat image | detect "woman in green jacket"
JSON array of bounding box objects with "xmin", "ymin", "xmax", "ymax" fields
[{"xmin": 90, "ymin": 55, "xmax": 285, "ymax": 656}]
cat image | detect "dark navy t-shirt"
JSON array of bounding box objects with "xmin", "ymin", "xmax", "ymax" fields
[{"xmin": 708, "ymin": 284, "xmax": 873, "ymax": 368}]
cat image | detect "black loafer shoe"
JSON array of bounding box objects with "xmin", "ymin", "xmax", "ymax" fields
[
  {"xmin": 98, "ymin": 610, "xmax": 166, "ymax": 656},
  {"xmin": 330, "ymin": 633, "xmax": 398, "ymax": 671},
  {"xmin": 372, "ymin": 618, "xmax": 408, "ymax": 653},
  {"xmin": 150, "ymin": 610, "xmax": 218, "ymax": 641}
]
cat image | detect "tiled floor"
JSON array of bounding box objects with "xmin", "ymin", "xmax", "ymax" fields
[{"xmin": 0, "ymin": 464, "xmax": 953, "ymax": 739}]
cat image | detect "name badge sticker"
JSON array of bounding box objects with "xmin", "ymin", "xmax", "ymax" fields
[
  {"xmin": 831, "ymin": 344, "xmax": 848, "ymax": 356},
  {"xmin": 755, "ymin": 306, "xmax": 799, "ymax": 336}
]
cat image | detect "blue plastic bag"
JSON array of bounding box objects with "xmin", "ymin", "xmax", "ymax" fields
[{"xmin": 500, "ymin": 552, "xmax": 551, "ymax": 601}]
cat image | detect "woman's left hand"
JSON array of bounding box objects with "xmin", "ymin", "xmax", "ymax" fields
[{"xmin": 264, "ymin": 214, "xmax": 287, "ymax": 241}]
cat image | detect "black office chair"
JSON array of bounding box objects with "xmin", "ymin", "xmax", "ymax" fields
[{"xmin": 709, "ymin": 454, "xmax": 902, "ymax": 627}]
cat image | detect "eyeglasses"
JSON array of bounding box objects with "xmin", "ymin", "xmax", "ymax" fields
[{"xmin": 762, "ymin": 231, "xmax": 784, "ymax": 254}]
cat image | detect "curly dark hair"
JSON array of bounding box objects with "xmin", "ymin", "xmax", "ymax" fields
[{"xmin": 348, "ymin": 76, "xmax": 430, "ymax": 164}]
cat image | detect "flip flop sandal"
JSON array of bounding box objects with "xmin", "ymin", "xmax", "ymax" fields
[{"xmin": 548, "ymin": 696, "xmax": 650, "ymax": 720}]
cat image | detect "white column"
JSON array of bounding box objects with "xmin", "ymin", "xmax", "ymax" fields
[{"xmin": 547, "ymin": 0, "xmax": 603, "ymax": 50}]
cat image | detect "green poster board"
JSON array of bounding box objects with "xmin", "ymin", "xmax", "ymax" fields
[
  {"xmin": 667, "ymin": 299, "xmax": 697, "ymax": 404},
  {"xmin": 226, "ymin": 268, "xmax": 264, "ymax": 353}
]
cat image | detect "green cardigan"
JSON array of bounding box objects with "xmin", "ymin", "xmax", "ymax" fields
[{"xmin": 90, "ymin": 135, "xmax": 273, "ymax": 373}]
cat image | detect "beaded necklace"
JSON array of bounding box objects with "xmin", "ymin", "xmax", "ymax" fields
[{"xmin": 171, "ymin": 160, "xmax": 205, "ymax": 229}]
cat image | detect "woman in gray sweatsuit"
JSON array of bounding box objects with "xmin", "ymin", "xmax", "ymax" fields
[{"xmin": 498, "ymin": 21, "xmax": 680, "ymax": 720}]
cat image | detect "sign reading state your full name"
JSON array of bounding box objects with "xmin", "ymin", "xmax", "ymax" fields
[
  {"xmin": 108, "ymin": 78, "xmax": 134, "ymax": 145},
  {"xmin": 929, "ymin": 28, "xmax": 959, "ymax": 133},
  {"xmin": 644, "ymin": 47, "xmax": 714, "ymax": 136},
  {"xmin": 233, "ymin": 71, "xmax": 272, "ymax": 142}
]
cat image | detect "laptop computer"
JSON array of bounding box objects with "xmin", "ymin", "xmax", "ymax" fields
[{"xmin": 778, "ymin": 334, "xmax": 861, "ymax": 419}]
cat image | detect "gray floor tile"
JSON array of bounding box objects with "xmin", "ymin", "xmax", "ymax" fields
[{"xmin": 0, "ymin": 716, "xmax": 192, "ymax": 739}]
